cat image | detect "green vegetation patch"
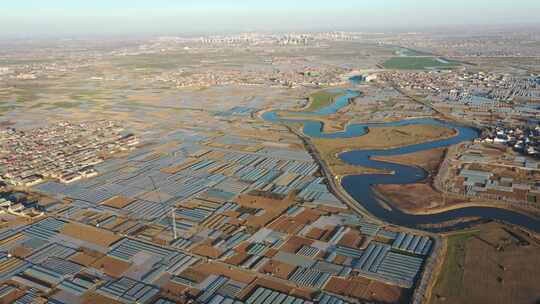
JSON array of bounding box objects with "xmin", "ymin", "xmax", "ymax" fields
[
  {"xmin": 0, "ymin": 105, "xmax": 17, "ymax": 115},
  {"xmin": 434, "ymin": 231, "xmax": 478, "ymax": 297},
  {"xmin": 382, "ymin": 57, "xmax": 459, "ymax": 70},
  {"xmin": 306, "ymin": 90, "xmax": 343, "ymax": 112},
  {"xmin": 48, "ymin": 101, "xmax": 85, "ymax": 109}
]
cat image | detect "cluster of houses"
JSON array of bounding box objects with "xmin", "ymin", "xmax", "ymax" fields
[
  {"xmin": 455, "ymin": 167, "xmax": 540, "ymax": 207},
  {"xmin": 0, "ymin": 120, "xmax": 138, "ymax": 187},
  {"xmin": 157, "ymin": 65, "xmax": 350, "ymax": 89},
  {"xmin": 449, "ymin": 142, "xmax": 540, "ymax": 208},
  {"xmin": 379, "ymin": 70, "xmax": 540, "ymax": 126},
  {"xmin": 481, "ymin": 124, "xmax": 540, "ymax": 157},
  {"xmin": 0, "ymin": 192, "xmax": 44, "ymax": 219},
  {"xmin": 382, "ymin": 71, "xmax": 540, "ymax": 103}
]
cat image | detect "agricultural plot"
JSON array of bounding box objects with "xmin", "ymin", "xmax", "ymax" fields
[
  {"xmin": 431, "ymin": 223, "xmax": 540, "ymax": 304},
  {"xmin": 382, "ymin": 57, "xmax": 459, "ymax": 70}
]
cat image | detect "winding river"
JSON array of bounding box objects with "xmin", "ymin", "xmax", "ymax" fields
[{"xmin": 263, "ymin": 89, "xmax": 540, "ymax": 233}]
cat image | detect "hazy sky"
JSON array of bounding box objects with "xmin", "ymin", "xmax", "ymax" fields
[{"xmin": 2, "ymin": 0, "xmax": 540, "ymax": 35}]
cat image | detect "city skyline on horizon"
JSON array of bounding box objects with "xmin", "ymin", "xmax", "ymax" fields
[{"xmin": 2, "ymin": 0, "xmax": 540, "ymax": 36}]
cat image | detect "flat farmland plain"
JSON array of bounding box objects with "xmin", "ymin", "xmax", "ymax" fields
[{"xmin": 430, "ymin": 223, "xmax": 540, "ymax": 304}]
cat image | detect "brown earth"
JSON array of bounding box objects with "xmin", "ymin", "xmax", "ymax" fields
[
  {"xmin": 337, "ymin": 230, "xmax": 364, "ymax": 248},
  {"xmin": 224, "ymin": 252, "xmax": 249, "ymax": 266},
  {"xmin": 373, "ymin": 147, "xmax": 446, "ymax": 174},
  {"xmin": 259, "ymin": 259, "xmax": 297, "ymax": 279},
  {"xmin": 376, "ymin": 183, "xmax": 467, "ymax": 214},
  {"xmin": 191, "ymin": 242, "xmax": 222, "ymax": 259},
  {"xmin": 178, "ymin": 268, "xmax": 208, "ymax": 284},
  {"xmin": 235, "ymin": 194, "xmax": 296, "ymax": 228},
  {"xmin": 100, "ymin": 195, "xmax": 136, "ymax": 209},
  {"xmin": 333, "ymin": 254, "xmax": 349, "ymax": 265},
  {"xmin": 9, "ymin": 245, "xmax": 32, "ymax": 258},
  {"xmin": 370, "ymin": 146, "xmax": 466, "ymax": 213},
  {"xmin": 279, "ymin": 236, "xmax": 314, "ymax": 253},
  {"xmin": 305, "ymin": 227, "xmax": 326, "ymax": 240},
  {"xmin": 160, "ymin": 281, "xmax": 190, "ymax": 302},
  {"xmin": 268, "ymin": 216, "xmax": 309, "ymax": 235},
  {"xmin": 430, "ymin": 223, "xmax": 540, "ymax": 304},
  {"xmin": 90, "ymin": 256, "xmax": 131, "ymax": 278},
  {"xmin": 69, "ymin": 250, "xmax": 104, "ymax": 267},
  {"xmin": 323, "ymin": 276, "xmax": 371, "ymax": 299},
  {"xmin": 82, "ymin": 292, "xmax": 123, "ymax": 304},
  {"xmin": 365, "ymin": 281, "xmax": 409, "ymax": 304},
  {"xmin": 60, "ymin": 222, "xmax": 121, "ymax": 247},
  {"xmin": 193, "ymin": 261, "xmax": 256, "ymax": 284}
]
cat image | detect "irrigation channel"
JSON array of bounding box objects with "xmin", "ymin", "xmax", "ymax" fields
[{"xmin": 262, "ymin": 89, "xmax": 540, "ymax": 233}]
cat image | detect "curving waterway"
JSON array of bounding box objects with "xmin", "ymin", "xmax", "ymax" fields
[{"xmin": 263, "ymin": 89, "xmax": 540, "ymax": 233}]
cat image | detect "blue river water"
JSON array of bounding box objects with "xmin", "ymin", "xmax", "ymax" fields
[
  {"xmin": 263, "ymin": 89, "xmax": 540, "ymax": 233},
  {"xmin": 349, "ymin": 75, "xmax": 366, "ymax": 85}
]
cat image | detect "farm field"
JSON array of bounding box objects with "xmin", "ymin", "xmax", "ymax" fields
[
  {"xmin": 305, "ymin": 89, "xmax": 343, "ymax": 112},
  {"xmin": 382, "ymin": 57, "xmax": 459, "ymax": 70},
  {"xmin": 430, "ymin": 223, "xmax": 540, "ymax": 304}
]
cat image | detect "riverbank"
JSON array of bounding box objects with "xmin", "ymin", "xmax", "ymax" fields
[
  {"xmin": 284, "ymin": 126, "xmax": 381, "ymax": 223},
  {"xmin": 372, "ymin": 147, "xmax": 446, "ymax": 175},
  {"xmin": 377, "ymin": 182, "xmax": 540, "ymax": 218},
  {"xmin": 276, "ymin": 112, "xmax": 351, "ymax": 134},
  {"xmin": 312, "ymin": 124, "xmax": 457, "ymax": 177},
  {"xmin": 262, "ymin": 86, "xmax": 540, "ymax": 234}
]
